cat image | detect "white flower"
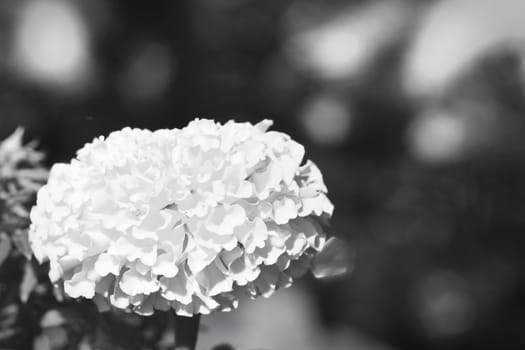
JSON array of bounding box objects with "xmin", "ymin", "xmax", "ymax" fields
[{"xmin": 29, "ymin": 119, "xmax": 340, "ymax": 316}]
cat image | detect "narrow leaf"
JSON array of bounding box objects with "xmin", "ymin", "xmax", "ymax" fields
[
  {"xmin": 0, "ymin": 233, "xmax": 12, "ymax": 268},
  {"xmin": 20, "ymin": 262, "xmax": 38, "ymax": 303},
  {"xmin": 12, "ymin": 229, "xmax": 32, "ymax": 260}
]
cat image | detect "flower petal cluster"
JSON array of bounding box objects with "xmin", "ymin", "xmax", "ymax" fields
[{"xmin": 29, "ymin": 119, "xmax": 335, "ymax": 316}]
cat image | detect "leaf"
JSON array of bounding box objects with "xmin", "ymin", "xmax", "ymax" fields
[
  {"xmin": 20, "ymin": 262, "xmax": 38, "ymax": 303},
  {"xmin": 312, "ymin": 237, "xmax": 353, "ymax": 278},
  {"xmin": 78, "ymin": 336, "xmax": 93, "ymax": 350},
  {"xmin": 41, "ymin": 310, "xmax": 67, "ymax": 328},
  {"xmin": 43, "ymin": 326, "xmax": 68, "ymax": 349},
  {"xmin": 1, "ymin": 127, "xmax": 24, "ymax": 152},
  {"xmin": 52, "ymin": 285, "xmax": 65, "ymax": 302},
  {"xmin": 0, "ymin": 327, "xmax": 18, "ymax": 341},
  {"xmin": 0, "ymin": 233, "xmax": 12, "ymax": 268},
  {"xmin": 16, "ymin": 168, "xmax": 49, "ymax": 180},
  {"xmin": 33, "ymin": 334, "xmax": 51, "ymax": 350},
  {"xmin": 0, "ymin": 304, "xmax": 19, "ymax": 328},
  {"xmin": 12, "ymin": 229, "xmax": 32, "ymax": 260},
  {"xmin": 11, "ymin": 204, "xmax": 29, "ymax": 218}
]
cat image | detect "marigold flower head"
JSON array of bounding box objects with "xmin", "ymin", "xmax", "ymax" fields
[{"xmin": 29, "ymin": 119, "xmax": 338, "ymax": 316}]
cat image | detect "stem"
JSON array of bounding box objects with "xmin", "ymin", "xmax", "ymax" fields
[{"xmin": 173, "ymin": 313, "xmax": 201, "ymax": 350}]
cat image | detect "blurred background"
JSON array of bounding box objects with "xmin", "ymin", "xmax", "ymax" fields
[{"xmin": 2, "ymin": 0, "xmax": 525, "ymax": 349}]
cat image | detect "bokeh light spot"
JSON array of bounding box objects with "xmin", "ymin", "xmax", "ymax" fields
[
  {"xmin": 118, "ymin": 42, "xmax": 176, "ymax": 104},
  {"xmin": 414, "ymin": 271, "xmax": 476, "ymax": 338},
  {"xmin": 408, "ymin": 111, "xmax": 468, "ymax": 163},
  {"xmin": 404, "ymin": 0, "xmax": 525, "ymax": 96},
  {"xmin": 12, "ymin": 0, "xmax": 91, "ymax": 89},
  {"xmin": 300, "ymin": 95, "xmax": 352, "ymax": 146},
  {"xmin": 284, "ymin": 1, "xmax": 408, "ymax": 81}
]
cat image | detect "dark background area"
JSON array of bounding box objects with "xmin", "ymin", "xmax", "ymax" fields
[{"xmin": 1, "ymin": 0, "xmax": 525, "ymax": 349}]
